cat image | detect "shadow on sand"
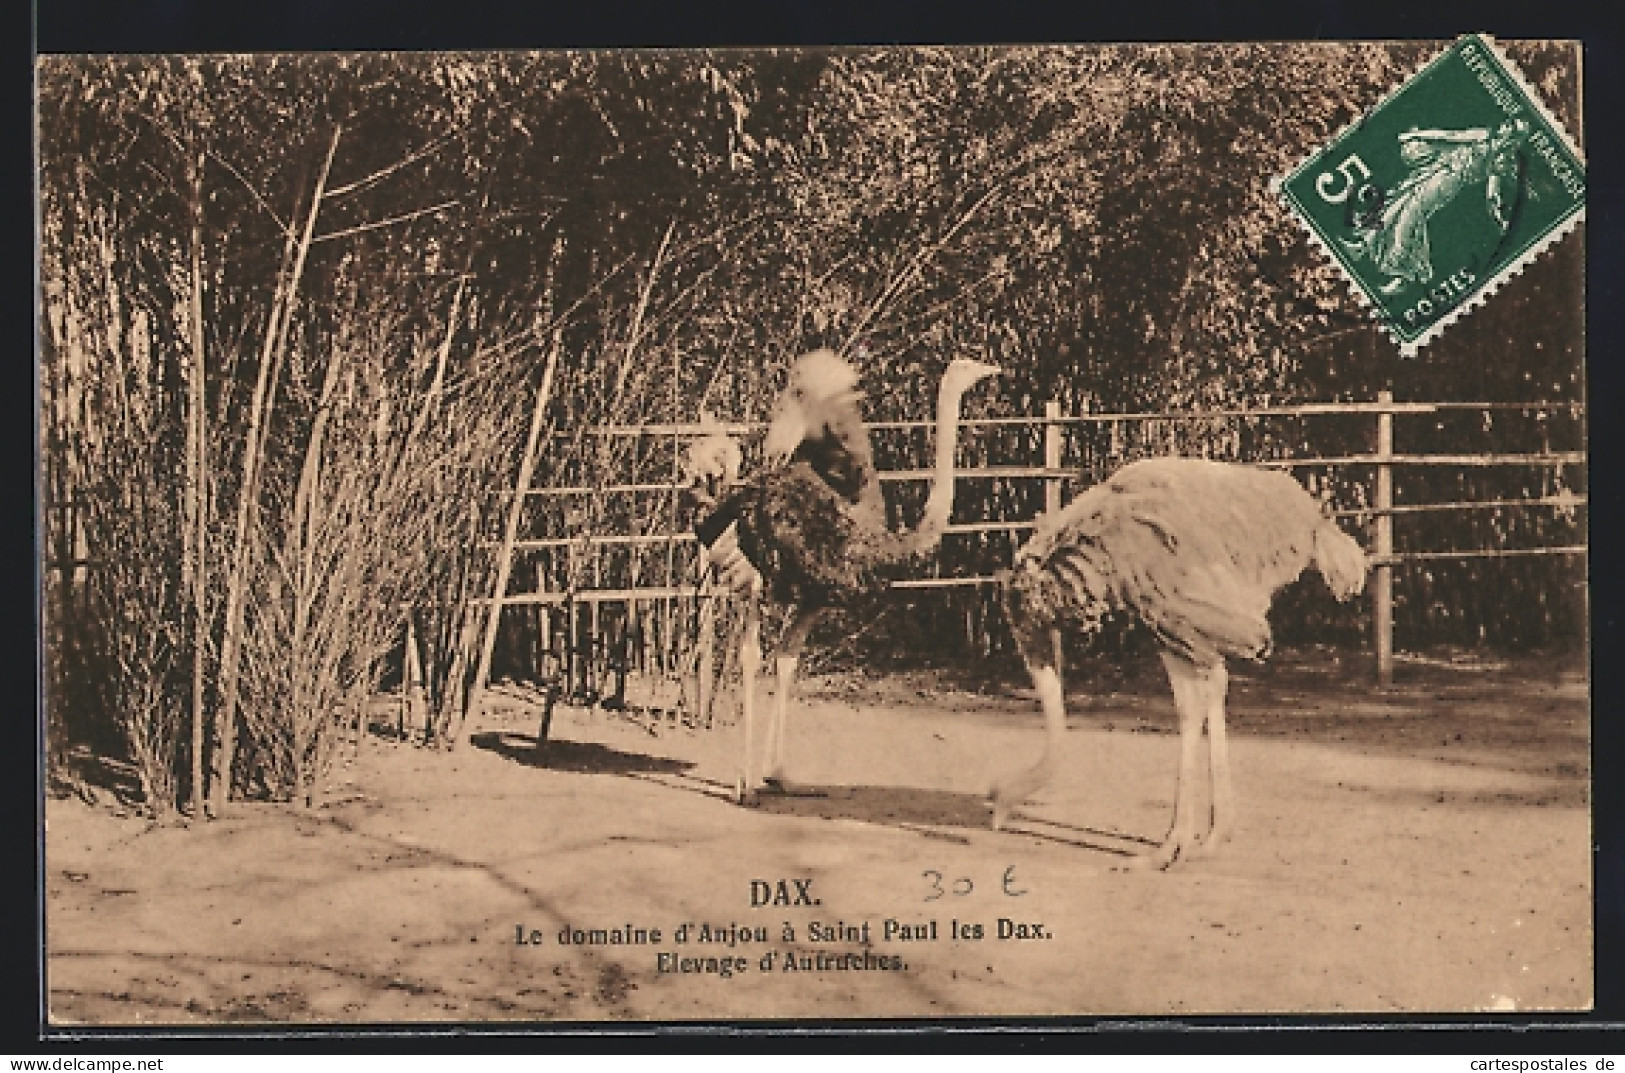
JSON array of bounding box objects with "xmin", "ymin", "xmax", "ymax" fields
[
  {"xmin": 468, "ymin": 730, "xmax": 692, "ymax": 776},
  {"xmin": 749, "ymin": 783, "xmax": 991, "ymax": 828},
  {"xmin": 746, "ymin": 781, "xmax": 1151, "ymax": 857},
  {"xmin": 48, "ymin": 746, "xmax": 147, "ymax": 811},
  {"xmin": 469, "ymin": 731, "xmax": 1145, "ymax": 856}
]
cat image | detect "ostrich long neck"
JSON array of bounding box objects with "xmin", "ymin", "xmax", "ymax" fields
[{"xmin": 906, "ymin": 376, "xmax": 973, "ymax": 556}]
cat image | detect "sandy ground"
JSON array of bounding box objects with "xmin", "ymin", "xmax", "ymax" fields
[{"xmin": 45, "ymin": 650, "xmax": 1591, "ymax": 1024}]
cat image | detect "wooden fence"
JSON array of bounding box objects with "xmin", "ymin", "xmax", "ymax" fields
[{"xmin": 488, "ymin": 392, "xmax": 1586, "ymax": 691}]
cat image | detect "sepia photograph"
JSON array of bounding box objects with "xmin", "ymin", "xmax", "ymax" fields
[{"xmin": 36, "ymin": 38, "xmax": 1589, "ymax": 1025}]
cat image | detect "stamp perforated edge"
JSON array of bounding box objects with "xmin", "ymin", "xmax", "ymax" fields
[{"xmin": 1270, "ymin": 35, "xmax": 1586, "ymax": 358}]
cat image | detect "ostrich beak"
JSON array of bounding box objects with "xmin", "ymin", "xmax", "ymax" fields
[{"xmin": 947, "ymin": 358, "xmax": 1003, "ymax": 389}]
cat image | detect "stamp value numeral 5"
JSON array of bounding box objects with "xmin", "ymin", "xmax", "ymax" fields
[{"xmin": 1315, "ymin": 153, "xmax": 1372, "ymax": 204}]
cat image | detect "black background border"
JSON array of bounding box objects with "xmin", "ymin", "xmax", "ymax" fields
[{"xmin": 20, "ymin": 0, "xmax": 1624, "ymax": 1052}]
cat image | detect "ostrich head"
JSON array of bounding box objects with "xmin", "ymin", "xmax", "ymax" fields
[
  {"xmin": 940, "ymin": 357, "xmax": 1003, "ymax": 398},
  {"xmin": 761, "ymin": 349, "xmax": 865, "ymax": 465}
]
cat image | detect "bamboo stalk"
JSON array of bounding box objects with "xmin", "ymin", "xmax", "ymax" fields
[
  {"xmin": 185, "ymin": 145, "xmax": 209, "ymax": 820},
  {"xmin": 457, "ymin": 335, "xmax": 562, "ymax": 747},
  {"xmin": 843, "ymin": 183, "xmax": 1003, "ymax": 353},
  {"xmin": 386, "ymin": 272, "xmax": 471, "ymax": 744},
  {"xmin": 390, "ymin": 276, "xmax": 467, "ymax": 490},
  {"xmin": 210, "ymin": 125, "xmax": 342, "ymax": 815}
]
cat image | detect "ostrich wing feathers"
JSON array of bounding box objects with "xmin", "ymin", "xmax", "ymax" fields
[
  {"xmin": 702, "ymin": 461, "xmax": 907, "ymax": 606},
  {"xmin": 1314, "ymin": 519, "xmax": 1369, "ymax": 601},
  {"xmin": 763, "ymin": 349, "xmax": 871, "ymax": 474},
  {"xmin": 1008, "ymin": 458, "xmax": 1367, "ymax": 665},
  {"xmin": 686, "ymin": 411, "xmax": 742, "ymax": 487}
]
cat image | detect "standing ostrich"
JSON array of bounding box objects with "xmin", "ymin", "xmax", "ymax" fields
[
  {"xmin": 687, "ymin": 349, "xmax": 1001, "ymax": 801},
  {"xmin": 993, "ymin": 457, "xmax": 1368, "ymax": 869}
]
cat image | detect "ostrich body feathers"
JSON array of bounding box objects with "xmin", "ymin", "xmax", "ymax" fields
[
  {"xmin": 1004, "ymin": 457, "xmax": 1367, "ymax": 667},
  {"xmin": 699, "ymin": 426, "xmax": 919, "ymax": 607},
  {"xmin": 729, "ymin": 461, "xmax": 920, "ymax": 606}
]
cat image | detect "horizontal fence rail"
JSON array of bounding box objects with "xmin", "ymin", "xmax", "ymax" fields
[
  {"xmin": 550, "ymin": 398, "xmax": 1584, "ymax": 439},
  {"xmin": 44, "ymin": 398, "xmax": 1582, "ymax": 683}
]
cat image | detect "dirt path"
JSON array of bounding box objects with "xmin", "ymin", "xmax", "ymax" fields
[{"xmin": 46, "ymin": 654, "xmax": 1591, "ymax": 1023}]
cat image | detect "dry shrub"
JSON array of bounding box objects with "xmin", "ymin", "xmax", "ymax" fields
[
  {"xmin": 230, "ymin": 270, "xmax": 531, "ymax": 801},
  {"xmin": 44, "ymin": 224, "xmax": 192, "ymax": 817}
]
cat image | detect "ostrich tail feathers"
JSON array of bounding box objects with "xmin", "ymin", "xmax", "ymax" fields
[
  {"xmin": 684, "ymin": 414, "xmax": 743, "ymax": 486},
  {"xmin": 1314, "ymin": 521, "xmax": 1369, "ymax": 601}
]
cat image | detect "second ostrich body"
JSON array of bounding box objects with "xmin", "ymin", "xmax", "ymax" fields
[
  {"xmin": 994, "ymin": 457, "xmax": 1368, "ymax": 868},
  {"xmin": 691, "ymin": 350, "xmax": 1000, "ymax": 800}
]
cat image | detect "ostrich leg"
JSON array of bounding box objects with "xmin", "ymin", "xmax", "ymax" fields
[
  {"xmin": 991, "ymin": 628, "xmax": 1065, "ymax": 829},
  {"xmin": 1193, "ymin": 659, "xmax": 1233, "ymax": 856},
  {"xmin": 736, "ymin": 600, "xmax": 763, "ymax": 804},
  {"xmin": 763, "ymin": 607, "xmax": 825, "ymax": 791},
  {"xmin": 1131, "ymin": 651, "xmax": 1223, "ymax": 870}
]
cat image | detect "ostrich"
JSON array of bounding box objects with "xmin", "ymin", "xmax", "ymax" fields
[
  {"xmin": 687, "ymin": 349, "xmax": 1001, "ymax": 801},
  {"xmin": 993, "ymin": 457, "xmax": 1368, "ymax": 869}
]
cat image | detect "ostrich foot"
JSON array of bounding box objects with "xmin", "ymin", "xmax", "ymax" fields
[
  {"xmin": 1179, "ymin": 826, "xmax": 1228, "ymax": 861},
  {"xmin": 758, "ymin": 773, "xmax": 794, "ymax": 795},
  {"xmin": 988, "ymin": 761, "xmax": 1052, "ymax": 831},
  {"xmin": 1120, "ymin": 824, "xmax": 1222, "ymax": 870},
  {"xmin": 1120, "ymin": 836, "xmax": 1185, "ymax": 871},
  {"xmin": 759, "ymin": 773, "xmax": 827, "ymax": 798}
]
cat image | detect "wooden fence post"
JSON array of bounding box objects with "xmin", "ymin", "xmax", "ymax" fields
[
  {"xmin": 538, "ymin": 570, "xmax": 553, "ymax": 678},
  {"xmin": 403, "ymin": 614, "xmax": 426, "ymax": 742},
  {"xmin": 1044, "ymin": 398, "xmax": 1063, "ymax": 516},
  {"xmin": 1374, "ymin": 390, "xmax": 1395, "ymax": 687},
  {"xmin": 567, "ymin": 595, "xmax": 580, "ymax": 698}
]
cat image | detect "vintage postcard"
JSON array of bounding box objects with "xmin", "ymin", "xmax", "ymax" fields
[{"xmin": 38, "ymin": 40, "xmax": 1587, "ymax": 1026}]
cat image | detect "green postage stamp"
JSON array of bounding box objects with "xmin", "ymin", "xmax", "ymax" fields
[{"xmin": 1278, "ymin": 34, "xmax": 1585, "ymax": 356}]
